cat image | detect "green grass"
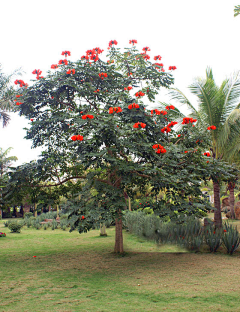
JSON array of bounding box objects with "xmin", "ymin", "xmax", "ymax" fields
[{"xmin": 0, "ymin": 220, "xmax": 240, "ymax": 312}]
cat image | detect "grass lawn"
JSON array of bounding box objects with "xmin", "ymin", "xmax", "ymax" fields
[{"xmin": 0, "ymin": 219, "xmax": 240, "ymax": 312}]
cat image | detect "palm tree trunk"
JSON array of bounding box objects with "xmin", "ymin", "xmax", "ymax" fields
[
  {"xmin": 213, "ymin": 181, "xmax": 222, "ymax": 228},
  {"xmin": 228, "ymin": 182, "xmax": 235, "ymax": 219},
  {"xmin": 114, "ymin": 211, "xmax": 124, "ymax": 253}
]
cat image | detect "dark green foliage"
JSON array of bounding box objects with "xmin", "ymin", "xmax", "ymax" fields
[
  {"xmin": 203, "ymin": 226, "xmax": 222, "ymax": 252},
  {"xmin": 24, "ymin": 212, "xmax": 33, "ymax": 218},
  {"xmin": 8, "ymin": 221, "xmax": 24, "ymax": 233},
  {"xmin": 222, "ymin": 222, "xmax": 240, "ymax": 255}
]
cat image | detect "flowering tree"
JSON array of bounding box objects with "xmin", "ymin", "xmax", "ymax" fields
[{"xmin": 15, "ymin": 40, "xmax": 227, "ymax": 252}]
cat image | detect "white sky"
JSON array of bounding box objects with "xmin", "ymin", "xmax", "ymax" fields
[{"xmin": 0, "ymin": 0, "xmax": 239, "ymax": 166}]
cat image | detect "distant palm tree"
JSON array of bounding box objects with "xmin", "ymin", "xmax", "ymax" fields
[
  {"xmin": 0, "ymin": 147, "xmax": 18, "ymax": 217},
  {"xmin": 168, "ymin": 68, "xmax": 240, "ymax": 227},
  {"xmin": 0, "ymin": 65, "xmax": 20, "ymax": 127}
]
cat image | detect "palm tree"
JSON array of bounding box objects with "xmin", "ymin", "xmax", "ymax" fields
[
  {"xmin": 168, "ymin": 68, "xmax": 240, "ymax": 227},
  {"xmin": 0, "ymin": 147, "xmax": 18, "ymax": 218},
  {"xmin": 0, "ymin": 65, "xmax": 20, "ymax": 127}
]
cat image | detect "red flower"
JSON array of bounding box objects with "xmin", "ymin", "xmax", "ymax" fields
[
  {"xmin": 178, "ymin": 134, "xmax": 181, "ymax": 137},
  {"xmin": 128, "ymin": 103, "xmax": 139, "ymax": 109},
  {"xmin": 141, "ymin": 53, "xmax": 150, "ymax": 60},
  {"xmin": 71, "ymin": 135, "xmax": 77, "ymax": 141},
  {"xmin": 124, "ymin": 86, "xmax": 132, "ymax": 91},
  {"xmin": 224, "ymin": 229, "xmax": 227, "ymax": 232},
  {"xmin": 90, "ymin": 54, "xmax": 99, "ymax": 62},
  {"xmin": 66, "ymin": 69, "xmax": 75, "ymax": 74},
  {"xmin": 32, "ymin": 69, "xmax": 42, "ymax": 75},
  {"xmin": 59, "ymin": 59, "xmax": 68, "ymax": 65},
  {"xmin": 99, "ymin": 72, "xmax": 108, "ymax": 79},
  {"xmin": 182, "ymin": 117, "xmax": 197, "ymax": 125},
  {"xmin": 204, "ymin": 152, "xmax": 211, "ymax": 157},
  {"xmin": 33, "ymin": 256, "xmax": 36, "ymax": 258},
  {"xmin": 16, "ymin": 102, "xmax": 23, "ymax": 105},
  {"xmin": 61, "ymin": 51, "xmax": 71, "ymax": 57},
  {"xmin": 109, "ymin": 107, "xmax": 122, "ymax": 114},
  {"xmin": 51, "ymin": 64, "xmax": 58, "ymax": 69},
  {"xmin": 94, "ymin": 47, "xmax": 104, "ymax": 54},
  {"xmin": 107, "ymin": 59, "xmax": 114, "ymax": 64},
  {"xmin": 86, "ymin": 49, "xmax": 95, "ymax": 56},
  {"xmin": 184, "ymin": 151, "xmax": 188, "ymax": 153},
  {"xmin": 76, "ymin": 135, "xmax": 83, "ymax": 141},
  {"xmin": 109, "ymin": 40, "xmax": 118, "ymax": 47},
  {"xmin": 154, "ymin": 55, "xmax": 162, "ymax": 61},
  {"xmin": 142, "ymin": 47, "xmax": 150, "ymax": 53},
  {"xmin": 129, "ymin": 39, "xmax": 137, "ymax": 45},
  {"xmin": 14, "ymin": 79, "xmax": 27, "ymax": 87},
  {"xmin": 213, "ymin": 231, "xmax": 215, "ymax": 234},
  {"xmin": 16, "ymin": 94, "xmax": 22, "ymax": 98},
  {"xmin": 87, "ymin": 115, "xmax": 94, "ymax": 119},
  {"xmin": 169, "ymin": 66, "xmax": 177, "ymax": 70},
  {"xmin": 94, "ymin": 89, "xmax": 100, "ymax": 93},
  {"xmin": 81, "ymin": 216, "xmax": 85, "ymax": 220},
  {"xmin": 30, "ymin": 119, "xmax": 33, "ymax": 122},
  {"xmin": 81, "ymin": 55, "xmax": 89, "ymax": 60},
  {"xmin": 135, "ymin": 91, "xmax": 145, "ymax": 98},
  {"xmin": 133, "ymin": 122, "xmax": 146, "ymax": 129}
]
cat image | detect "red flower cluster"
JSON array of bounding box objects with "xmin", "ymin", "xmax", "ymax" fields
[
  {"xmin": 154, "ymin": 55, "xmax": 162, "ymax": 61},
  {"xmin": 94, "ymin": 89, "xmax": 100, "ymax": 93},
  {"xmin": 152, "ymin": 144, "xmax": 167, "ymax": 154},
  {"xmin": 128, "ymin": 103, "xmax": 139, "ymax": 109},
  {"xmin": 81, "ymin": 55, "xmax": 89, "ymax": 60},
  {"xmin": 151, "ymin": 109, "xmax": 167, "ymax": 115},
  {"xmin": 169, "ymin": 66, "xmax": 177, "ymax": 70},
  {"xmin": 135, "ymin": 91, "xmax": 145, "ymax": 97},
  {"xmin": 16, "ymin": 102, "xmax": 23, "ymax": 105},
  {"xmin": 32, "ymin": 69, "xmax": 42, "ymax": 75},
  {"xmin": 71, "ymin": 135, "xmax": 83, "ymax": 141},
  {"xmin": 59, "ymin": 59, "xmax": 68, "ymax": 65},
  {"xmin": 154, "ymin": 63, "xmax": 163, "ymax": 68},
  {"xmin": 165, "ymin": 105, "xmax": 175, "ymax": 110},
  {"xmin": 207, "ymin": 125, "xmax": 216, "ymax": 130},
  {"xmin": 99, "ymin": 73, "xmax": 108, "ymax": 79},
  {"xmin": 203, "ymin": 152, "xmax": 211, "ymax": 157},
  {"xmin": 94, "ymin": 47, "xmax": 104, "ymax": 54},
  {"xmin": 161, "ymin": 126, "xmax": 171, "ymax": 133},
  {"xmin": 109, "ymin": 107, "xmax": 122, "ymax": 114},
  {"xmin": 61, "ymin": 51, "xmax": 71, "ymax": 57},
  {"xmin": 66, "ymin": 69, "xmax": 75, "ymax": 74},
  {"xmin": 16, "ymin": 94, "xmax": 22, "ymax": 98},
  {"xmin": 142, "ymin": 47, "xmax": 150, "ymax": 53},
  {"xmin": 82, "ymin": 114, "xmax": 94, "ymax": 119},
  {"xmin": 129, "ymin": 39, "xmax": 137, "ymax": 45},
  {"xmin": 107, "ymin": 59, "xmax": 114, "ymax": 64},
  {"xmin": 124, "ymin": 86, "xmax": 132, "ymax": 91},
  {"xmin": 0, "ymin": 232, "xmax": 6, "ymax": 237},
  {"xmin": 133, "ymin": 122, "xmax": 146, "ymax": 128},
  {"xmin": 182, "ymin": 117, "xmax": 197, "ymax": 124},
  {"xmin": 51, "ymin": 64, "xmax": 58, "ymax": 69},
  {"xmin": 141, "ymin": 53, "xmax": 150, "ymax": 60},
  {"xmin": 109, "ymin": 40, "xmax": 118, "ymax": 47},
  {"xmin": 167, "ymin": 121, "xmax": 178, "ymax": 127},
  {"xmin": 14, "ymin": 80, "xmax": 27, "ymax": 87}
]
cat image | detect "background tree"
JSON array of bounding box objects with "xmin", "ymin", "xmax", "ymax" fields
[
  {"xmin": 168, "ymin": 68, "xmax": 240, "ymax": 225},
  {"xmin": 0, "ymin": 65, "xmax": 21, "ymax": 127},
  {"xmin": 0, "ymin": 147, "xmax": 18, "ymax": 217},
  {"xmin": 14, "ymin": 42, "xmax": 235, "ymax": 252}
]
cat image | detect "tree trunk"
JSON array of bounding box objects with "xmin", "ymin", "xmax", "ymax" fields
[
  {"xmin": 100, "ymin": 223, "xmax": 107, "ymax": 236},
  {"xmin": 228, "ymin": 182, "xmax": 235, "ymax": 219},
  {"xmin": 213, "ymin": 181, "xmax": 222, "ymax": 228},
  {"xmin": 57, "ymin": 204, "xmax": 59, "ymax": 217},
  {"xmin": 128, "ymin": 197, "xmax": 132, "ymax": 211},
  {"xmin": 34, "ymin": 203, "xmax": 37, "ymax": 217},
  {"xmin": 114, "ymin": 212, "xmax": 124, "ymax": 253}
]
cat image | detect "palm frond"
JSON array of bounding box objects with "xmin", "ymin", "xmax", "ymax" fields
[
  {"xmin": 234, "ymin": 5, "xmax": 240, "ymax": 17},
  {"xmin": 0, "ymin": 111, "xmax": 11, "ymax": 127}
]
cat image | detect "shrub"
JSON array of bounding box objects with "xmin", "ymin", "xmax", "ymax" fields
[
  {"xmin": 3, "ymin": 220, "xmax": 10, "ymax": 227},
  {"xmin": 8, "ymin": 221, "xmax": 24, "ymax": 233},
  {"xmin": 43, "ymin": 224, "xmax": 48, "ymax": 230},
  {"xmin": 24, "ymin": 212, "xmax": 33, "ymax": 218},
  {"xmin": 204, "ymin": 226, "xmax": 222, "ymax": 252},
  {"xmin": 0, "ymin": 232, "xmax": 6, "ymax": 237},
  {"xmin": 222, "ymin": 222, "xmax": 240, "ymax": 255}
]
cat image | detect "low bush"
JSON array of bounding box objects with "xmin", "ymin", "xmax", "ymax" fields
[
  {"xmin": 24, "ymin": 212, "xmax": 33, "ymax": 218},
  {"xmin": 8, "ymin": 221, "xmax": 24, "ymax": 233},
  {"xmin": 222, "ymin": 222, "xmax": 240, "ymax": 255}
]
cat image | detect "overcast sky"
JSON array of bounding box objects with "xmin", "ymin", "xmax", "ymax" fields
[{"xmin": 0, "ymin": 0, "xmax": 239, "ymax": 166}]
